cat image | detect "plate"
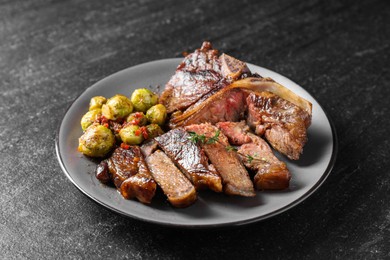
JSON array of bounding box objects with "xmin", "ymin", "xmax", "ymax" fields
[{"xmin": 56, "ymin": 58, "xmax": 337, "ymax": 228}]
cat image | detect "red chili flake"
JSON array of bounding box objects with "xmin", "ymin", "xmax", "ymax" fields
[
  {"xmin": 103, "ymin": 123, "xmax": 109, "ymax": 128},
  {"xmin": 134, "ymin": 112, "xmax": 143, "ymax": 118},
  {"xmin": 131, "ymin": 119, "xmax": 140, "ymax": 126},
  {"xmin": 120, "ymin": 143, "xmax": 130, "ymax": 150},
  {"xmin": 134, "ymin": 129, "xmax": 141, "ymax": 136},
  {"xmin": 140, "ymin": 126, "xmax": 149, "ymax": 139},
  {"xmin": 101, "ymin": 115, "xmax": 109, "ymax": 125}
]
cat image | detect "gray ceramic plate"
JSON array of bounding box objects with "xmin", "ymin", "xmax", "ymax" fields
[{"xmin": 56, "ymin": 58, "xmax": 337, "ymax": 228}]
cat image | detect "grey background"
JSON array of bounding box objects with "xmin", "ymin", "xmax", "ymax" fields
[{"xmin": 1, "ymin": 0, "xmax": 389, "ymax": 259}]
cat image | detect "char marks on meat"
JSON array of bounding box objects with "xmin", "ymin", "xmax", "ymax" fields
[
  {"xmin": 146, "ymin": 150, "xmax": 197, "ymax": 207},
  {"xmin": 160, "ymin": 42, "xmax": 227, "ymax": 113},
  {"xmin": 155, "ymin": 129, "xmax": 223, "ymax": 192},
  {"xmin": 246, "ymin": 92, "xmax": 311, "ymax": 160},
  {"xmin": 102, "ymin": 147, "xmax": 156, "ymax": 204},
  {"xmin": 220, "ymin": 53, "xmax": 250, "ymax": 81},
  {"xmin": 184, "ymin": 123, "xmax": 255, "ymax": 197},
  {"xmin": 217, "ymin": 121, "xmax": 291, "ymax": 190}
]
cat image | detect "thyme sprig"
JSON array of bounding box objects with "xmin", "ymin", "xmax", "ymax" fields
[
  {"xmin": 247, "ymin": 154, "xmax": 255, "ymax": 163},
  {"xmin": 245, "ymin": 153, "xmax": 269, "ymax": 164},
  {"xmin": 206, "ymin": 130, "xmax": 220, "ymax": 144},
  {"xmin": 188, "ymin": 130, "xmax": 220, "ymax": 145},
  {"xmin": 188, "ymin": 131, "xmax": 206, "ymax": 144},
  {"xmin": 225, "ymin": 145, "xmax": 238, "ymax": 152},
  {"xmin": 226, "ymin": 147, "xmax": 268, "ymax": 163}
]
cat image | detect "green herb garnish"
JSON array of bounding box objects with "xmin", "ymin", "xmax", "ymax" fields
[
  {"xmin": 247, "ymin": 155, "xmax": 254, "ymax": 163},
  {"xmin": 206, "ymin": 130, "xmax": 220, "ymax": 144},
  {"xmin": 188, "ymin": 131, "xmax": 206, "ymax": 144},
  {"xmin": 226, "ymin": 145, "xmax": 238, "ymax": 152}
]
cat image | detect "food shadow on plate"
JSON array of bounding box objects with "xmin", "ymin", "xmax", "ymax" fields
[
  {"xmin": 149, "ymin": 188, "xmax": 217, "ymax": 218},
  {"xmin": 198, "ymin": 190, "xmax": 264, "ymax": 209}
]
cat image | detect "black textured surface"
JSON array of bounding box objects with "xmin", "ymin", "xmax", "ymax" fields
[{"xmin": 1, "ymin": 0, "xmax": 389, "ymax": 259}]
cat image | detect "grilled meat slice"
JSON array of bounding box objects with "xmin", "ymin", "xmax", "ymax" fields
[
  {"xmin": 184, "ymin": 123, "xmax": 255, "ymax": 197},
  {"xmin": 160, "ymin": 70, "xmax": 227, "ymax": 113},
  {"xmin": 178, "ymin": 41, "xmax": 221, "ymax": 72},
  {"xmin": 217, "ymin": 121, "xmax": 291, "ymax": 190},
  {"xmin": 238, "ymin": 142, "xmax": 290, "ymax": 190},
  {"xmin": 216, "ymin": 121, "xmax": 252, "ymax": 145},
  {"xmin": 169, "ymin": 88, "xmax": 247, "ymax": 128},
  {"xmin": 155, "ymin": 129, "xmax": 223, "ymax": 192},
  {"xmin": 220, "ymin": 53, "xmax": 250, "ymax": 81},
  {"xmin": 140, "ymin": 140, "xmax": 159, "ymax": 158},
  {"xmin": 160, "ymin": 42, "xmax": 226, "ymax": 113},
  {"xmin": 246, "ymin": 92, "xmax": 311, "ymax": 160},
  {"xmin": 146, "ymin": 150, "xmax": 197, "ymax": 207},
  {"xmin": 106, "ymin": 147, "xmax": 156, "ymax": 204},
  {"xmin": 96, "ymin": 160, "xmax": 111, "ymax": 184}
]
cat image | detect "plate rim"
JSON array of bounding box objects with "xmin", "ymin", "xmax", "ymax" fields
[{"xmin": 55, "ymin": 58, "xmax": 338, "ymax": 229}]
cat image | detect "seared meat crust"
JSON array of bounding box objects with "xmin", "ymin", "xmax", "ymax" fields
[
  {"xmin": 184, "ymin": 123, "xmax": 255, "ymax": 197},
  {"xmin": 105, "ymin": 147, "xmax": 156, "ymax": 204},
  {"xmin": 246, "ymin": 92, "xmax": 311, "ymax": 160},
  {"xmin": 155, "ymin": 129, "xmax": 223, "ymax": 192},
  {"xmin": 217, "ymin": 121, "xmax": 291, "ymax": 190},
  {"xmin": 146, "ymin": 150, "xmax": 197, "ymax": 208}
]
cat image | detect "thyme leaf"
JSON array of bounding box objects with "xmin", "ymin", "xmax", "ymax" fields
[
  {"xmin": 226, "ymin": 145, "xmax": 238, "ymax": 152},
  {"xmin": 187, "ymin": 131, "xmax": 206, "ymax": 144},
  {"xmin": 206, "ymin": 130, "xmax": 220, "ymax": 144}
]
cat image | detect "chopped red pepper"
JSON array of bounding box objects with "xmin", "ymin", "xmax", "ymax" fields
[
  {"xmin": 101, "ymin": 115, "xmax": 109, "ymax": 124},
  {"xmin": 134, "ymin": 112, "xmax": 143, "ymax": 118},
  {"xmin": 140, "ymin": 126, "xmax": 149, "ymax": 139},
  {"xmin": 134, "ymin": 129, "xmax": 141, "ymax": 136},
  {"xmin": 103, "ymin": 123, "xmax": 109, "ymax": 128},
  {"xmin": 120, "ymin": 143, "xmax": 130, "ymax": 150},
  {"xmin": 131, "ymin": 119, "xmax": 140, "ymax": 125}
]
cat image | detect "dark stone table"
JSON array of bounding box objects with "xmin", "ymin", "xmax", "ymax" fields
[{"xmin": 1, "ymin": 0, "xmax": 389, "ymax": 259}]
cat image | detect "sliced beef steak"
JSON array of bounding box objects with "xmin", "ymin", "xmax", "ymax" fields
[
  {"xmin": 246, "ymin": 92, "xmax": 311, "ymax": 160},
  {"xmin": 216, "ymin": 121, "xmax": 252, "ymax": 145},
  {"xmin": 140, "ymin": 140, "xmax": 159, "ymax": 158},
  {"xmin": 178, "ymin": 41, "xmax": 221, "ymax": 72},
  {"xmin": 146, "ymin": 150, "xmax": 197, "ymax": 208},
  {"xmin": 217, "ymin": 121, "xmax": 291, "ymax": 190},
  {"xmin": 169, "ymin": 88, "xmax": 247, "ymax": 128},
  {"xmin": 104, "ymin": 147, "xmax": 156, "ymax": 204},
  {"xmin": 220, "ymin": 53, "xmax": 250, "ymax": 81},
  {"xmin": 155, "ymin": 129, "xmax": 223, "ymax": 192},
  {"xmin": 160, "ymin": 41, "xmax": 251, "ymax": 114},
  {"xmin": 160, "ymin": 70, "xmax": 227, "ymax": 113},
  {"xmin": 184, "ymin": 123, "xmax": 255, "ymax": 197},
  {"xmin": 160, "ymin": 42, "xmax": 226, "ymax": 113}
]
